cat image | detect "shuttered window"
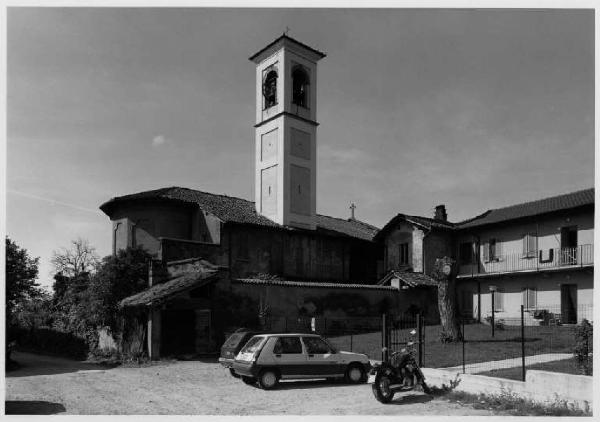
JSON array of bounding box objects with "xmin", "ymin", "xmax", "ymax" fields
[
  {"xmin": 522, "ymin": 287, "xmax": 537, "ymax": 309},
  {"xmin": 522, "ymin": 233, "xmax": 537, "ymax": 258},
  {"xmin": 493, "ymin": 289, "xmax": 505, "ymax": 312},
  {"xmin": 459, "ymin": 242, "xmax": 474, "ymax": 265},
  {"xmin": 399, "ymin": 243, "xmax": 409, "ymax": 266},
  {"xmin": 484, "ymin": 238, "xmax": 501, "ymax": 262}
]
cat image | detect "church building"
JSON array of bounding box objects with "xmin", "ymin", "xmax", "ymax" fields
[{"xmin": 102, "ymin": 35, "xmax": 405, "ymax": 359}]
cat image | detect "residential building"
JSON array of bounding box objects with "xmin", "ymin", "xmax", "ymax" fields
[{"xmin": 454, "ymin": 188, "xmax": 594, "ymax": 324}]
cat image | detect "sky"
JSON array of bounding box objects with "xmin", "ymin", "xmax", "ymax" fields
[{"xmin": 6, "ymin": 8, "xmax": 595, "ymax": 289}]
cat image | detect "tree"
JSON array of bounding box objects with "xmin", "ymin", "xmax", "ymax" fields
[
  {"xmin": 431, "ymin": 256, "xmax": 463, "ymax": 342},
  {"xmin": 6, "ymin": 237, "xmax": 41, "ymax": 320},
  {"xmin": 51, "ymin": 238, "xmax": 100, "ymax": 279},
  {"xmin": 86, "ymin": 246, "xmax": 162, "ymax": 330}
]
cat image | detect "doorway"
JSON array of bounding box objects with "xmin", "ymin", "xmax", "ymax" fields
[
  {"xmin": 560, "ymin": 226, "xmax": 578, "ymax": 265},
  {"xmin": 161, "ymin": 309, "xmax": 196, "ymax": 356},
  {"xmin": 560, "ymin": 284, "xmax": 577, "ymax": 324}
]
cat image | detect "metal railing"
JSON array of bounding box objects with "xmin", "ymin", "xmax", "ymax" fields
[{"xmin": 458, "ymin": 244, "xmax": 593, "ymax": 277}]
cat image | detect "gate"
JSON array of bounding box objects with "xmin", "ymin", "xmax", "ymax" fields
[{"xmin": 381, "ymin": 313, "xmax": 424, "ymax": 365}]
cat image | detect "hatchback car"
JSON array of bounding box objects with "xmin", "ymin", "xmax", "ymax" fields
[
  {"xmin": 218, "ymin": 329, "xmax": 261, "ymax": 377},
  {"xmin": 231, "ymin": 333, "xmax": 371, "ymax": 389}
]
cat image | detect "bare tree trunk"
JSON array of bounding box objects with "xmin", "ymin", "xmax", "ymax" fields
[{"xmin": 432, "ymin": 257, "xmax": 463, "ymax": 342}]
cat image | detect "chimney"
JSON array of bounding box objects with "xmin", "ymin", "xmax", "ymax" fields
[{"xmin": 434, "ymin": 204, "xmax": 447, "ymax": 221}]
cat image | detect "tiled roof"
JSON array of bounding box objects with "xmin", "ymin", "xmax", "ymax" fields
[
  {"xmin": 378, "ymin": 270, "xmax": 438, "ymax": 288},
  {"xmin": 119, "ymin": 260, "xmax": 221, "ymax": 308},
  {"xmin": 249, "ymin": 34, "xmax": 327, "ymax": 62},
  {"xmin": 101, "ymin": 187, "xmax": 280, "ymax": 228},
  {"xmin": 100, "ymin": 187, "xmax": 379, "ymax": 242},
  {"xmin": 457, "ymin": 188, "xmax": 594, "ymax": 229},
  {"xmin": 235, "ymin": 278, "xmax": 397, "ymax": 291},
  {"xmin": 316, "ymin": 214, "xmax": 380, "ymax": 242},
  {"xmin": 375, "ymin": 213, "xmax": 454, "ymax": 240}
]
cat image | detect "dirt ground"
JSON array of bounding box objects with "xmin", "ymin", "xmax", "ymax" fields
[{"xmin": 5, "ymin": 352, "xmax": 499, "ymax": 415}]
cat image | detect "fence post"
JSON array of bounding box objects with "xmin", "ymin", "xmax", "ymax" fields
[
  {"xmin": 521, "ymin": 305, "xmax": 526, "ymax": 382},
  {"xmin": 417, "ymin": 313, "xmax": 423, "ymax": 367},
  {"xmin": 382, "ymin": 313, "xmax": 388, "ymax": 362},
  {"xmin": 462, "ymin": 318, "xmax": 466, "ymax": 374}
]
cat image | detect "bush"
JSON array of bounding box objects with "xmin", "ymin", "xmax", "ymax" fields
[
  {"xmin": 573, "ymin": 319, "xmax": 593, "ymax": 375},
  {"xmin": 11, "ymin": 326, "xmax": 89, "ymax": 360}
]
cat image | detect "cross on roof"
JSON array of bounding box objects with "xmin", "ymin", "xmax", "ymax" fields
[
  {"xmin": 284, "ymin": 26, "xmax": 290, "ymax": 36},
  {"xmin": 350, "ymin": 203, "xmax": 356, "ymax": 220}
]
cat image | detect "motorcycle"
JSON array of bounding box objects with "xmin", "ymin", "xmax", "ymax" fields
[{"xmin": 371, "ymin": 331, "xmax": 432, "ymax": 403}]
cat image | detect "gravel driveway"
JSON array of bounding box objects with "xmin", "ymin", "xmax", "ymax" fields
[{"xmin": 6, "ymin": 352, "xmax": 497, "ymax": 415}]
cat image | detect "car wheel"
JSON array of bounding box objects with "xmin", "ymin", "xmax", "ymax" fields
[
  {"xmin": 345, "ymin": 363, "xmax": 366, "ymax": 384},
  {"xmin": 241, "ymin": 376, "xmax": 256, "ymax": 385},
  {"xmin": 229, "ymin": 368, "xmax": 240, "ymax": 378},
  {"xmin": 257, "ymin": 369, "xmax": 279, "ymax": 390}
]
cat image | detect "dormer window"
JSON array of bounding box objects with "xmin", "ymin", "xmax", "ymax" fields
[
  {"xmin": 292, "ymin": 66, "xmax": 309, "ymax": 108},
  {"xmin": 263, "ymin": 69, "xmax": 278, "ymax": 109}
]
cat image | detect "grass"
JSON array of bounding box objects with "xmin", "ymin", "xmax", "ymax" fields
[
  {"xmin": 326, "ymin": 322, "xmax": 579, "ymax": 370},
  {"xmin": 440, "ymin": 390, "xmax": 592, "ymax": 416},
  {"xmin": 477, "ymin": 357, "xmax": 593, "ymax": 380}
]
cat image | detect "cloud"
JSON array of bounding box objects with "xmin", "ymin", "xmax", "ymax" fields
[{"xmin": 152, "ymin": 135, "xmax": 170, "ymax": 147}]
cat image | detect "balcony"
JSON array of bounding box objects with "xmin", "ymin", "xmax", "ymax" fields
[{"xmin": 457, "ymin": 244, "xmax": 593, "ymax": 278}]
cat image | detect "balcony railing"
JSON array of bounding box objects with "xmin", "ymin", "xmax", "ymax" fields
[{"xmin": 458, "ymin": 244, "xmax": 593, "ymax": 278}]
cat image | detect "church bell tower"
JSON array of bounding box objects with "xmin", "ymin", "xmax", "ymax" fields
[{"xmin": 250, "ymin": 35, "xmax": 326, "ymax": 230}]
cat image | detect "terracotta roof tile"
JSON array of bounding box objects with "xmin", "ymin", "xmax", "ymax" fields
[
  {"xmin": 119, "ymin": 260, "xmax": 221, "ymax": 307},
  {"xmin": 235, "ymin": 278, "xmax": 396, "ymax": 291},
  {"xmin": 378, "ymin": 270, "xmax": 438, "ymax": 287},
  {"xmin": 100, "ymin": 187, "xmax": 379, "ymax": 242},
  {"xmin": 457, "ymin": 188, "xmax": 594, "ymax": 229}
]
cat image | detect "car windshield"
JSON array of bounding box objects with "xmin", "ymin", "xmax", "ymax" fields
[
  {"xmin": 239, "ymin": 336, "xmax": 265, "ymax": 354},
  {"xmin": 222, "ymin": 332, "xmax": 245, "ymax": 349}
]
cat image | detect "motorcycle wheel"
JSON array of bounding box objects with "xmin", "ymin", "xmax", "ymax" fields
[{"xmin": 372, "ymin": 372, "xmax": 395, "ymax": 404}]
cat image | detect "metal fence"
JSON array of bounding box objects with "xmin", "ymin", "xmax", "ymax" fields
[
  {"xmin": 427, "ymin": 304, "xmax": 593, "ymax": 380},
  {"xmin": 261, "ymin": 315, "xmax": 384, "ymax": 360},
  {"xmin": 259, "ymin": 305, "xmax": 592, "ymax": 380}
]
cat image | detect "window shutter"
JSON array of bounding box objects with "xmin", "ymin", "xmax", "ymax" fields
[
  {"xmin": 496, "ymin": 240, "xmax": 502, "ymax": 258},
  {"xmin": 495, "ymin": 290, "xmax": 504, "ymax": 311},
  {"xmin": 529, "ymin": 288, "xmax": 537, "ymax": 308},
  {"xmin": 483, "ymin": 243, "xmax": 489, "ymax": 262},
  {"xmin": 522, "ymin": 288, "xmax": 527, "ymax": 307}
]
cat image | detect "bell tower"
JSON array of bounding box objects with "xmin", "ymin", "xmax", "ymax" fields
[{"xmin": 250, "ymin": 35, "xmax": 326, "ymax": 230}]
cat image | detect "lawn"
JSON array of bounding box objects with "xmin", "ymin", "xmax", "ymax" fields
[
  {"xmin": 476, "ymin": 357, "xmax": 593, "ymax": 381},
  {"xmin": 326, "ymin": 322, "xmax": 580, "ymax": 370}
]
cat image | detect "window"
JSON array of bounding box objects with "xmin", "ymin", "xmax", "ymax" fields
[
  {"xmin": 461, "ymin": 290, "xmax": 474, "ymax": 313},
  {"xmin": 263, "ymin": 70, "xmax": 278, "ymax": 109},
  {"xmin": 459, "ymin": 242, "xmax": 474, "ymax": 265},
  {"xmin": 292, "ymin": 66, "xmax": 309, "ymax": 108},
  {"xmin": 399, "ymin": 243, "xmax": 409, "ymax": 266},
  {"xmin": 239, "ymin": 336, "xmax": 265, "ymax": 354},
  {"xmin": 273, "ymin": 337, "xmax": 303, "ymax": 354},
  {"xmin": 522, "ymin": 233, "xmax": 537, "ymax": 258},
  {"xmin": 522, "ymin": 287, "xmax": 537, "ymax": 309},
  {"xmin": 303, "ymin": 337, "xmax": 333, "ymax": 354},
  {"xmin": 483, "ymin": 238, "xmax": 501, "ymax": 262},
  {"xmin": 493, "ymin": 289, "xmax": 505, "ymax": 312}
]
